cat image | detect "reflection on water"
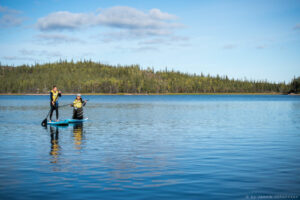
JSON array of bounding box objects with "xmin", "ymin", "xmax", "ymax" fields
[
  {"xmin": 49, "ymin": 124, "xmax": 85, "ymax": 164},
  {"xmin": 49, "ymin": 126, "xmax": 60, "ymax": 164},
  {"xmin": 0, "ymin": 95, "xmax": 300, "ymax": 200},
  {"xmin": 72, "ymin": 124, "xmax": 84, "ymax": 150}
]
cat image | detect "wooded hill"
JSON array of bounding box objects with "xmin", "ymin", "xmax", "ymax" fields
[{"xmin": 0, "ymin": 60, "xmax": 293, "ymax": 94}]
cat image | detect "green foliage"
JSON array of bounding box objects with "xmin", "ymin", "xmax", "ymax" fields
[
  {"xmin": 0, "ymin": 60, "xmax": 290, "ymax": 94},
  {"xmin": 290, "ymin": 76, "xmax": 300, "ymax": 93}
]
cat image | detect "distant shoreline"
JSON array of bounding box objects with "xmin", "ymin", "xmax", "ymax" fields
[{"xmin": 0, "ymin": 92, "xmax": 292, "ymax": 96}]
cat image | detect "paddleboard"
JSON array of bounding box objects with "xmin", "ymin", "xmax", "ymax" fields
[
  {"xmin": 47, "ymin": 120, "xmax": 69, "ymax": 126},
  {"xmin": 66, "ymin": 118, "xmax": 88, "ymax": 123}
]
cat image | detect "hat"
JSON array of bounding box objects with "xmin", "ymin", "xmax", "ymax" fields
[{"xmin": 77, "ymin": 94, "xmax": 81, "ymax": 97}]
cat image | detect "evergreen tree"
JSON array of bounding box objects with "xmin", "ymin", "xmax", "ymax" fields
[{"xmin": 0, "ymin": 61, "xmax": 291, "ymax": 94}]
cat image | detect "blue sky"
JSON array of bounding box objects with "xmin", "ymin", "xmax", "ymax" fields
[{"xmin": 0, "ymin": 0, "xmax": 299, "ymax": 82}]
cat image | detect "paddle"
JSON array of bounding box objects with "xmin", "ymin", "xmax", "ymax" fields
[
  {"xmin": 41, "ymin": 109, "xmax": 51, "ymax": 126},
  {"xmin": 58, "ymin": 103, "xmax": 71, "ymax": 108}
]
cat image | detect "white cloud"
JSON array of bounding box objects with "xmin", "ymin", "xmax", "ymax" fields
[
  {"xmin": 2, "ymin": 49, "xmax": 61, "ymax": 62},
  {"xmin": 36, "ymin": 33, "xmax": 84, "ymax": 44},
  {"xmin": 0, "ymin": 5, "xmax": 24, "ymax": 27},
  {"xmin": 19, "ymin": 49, "xmax": 62, "ymax": 58},
  {"xmin": 37, "ymin": 11, "xmax": 93, "ymax": 31},
  {"xmin": 35, "ymin": 6, "xmax": 186, "ymax": 51},
  {"xmin": 96, "ymin": 6, "xmax": 180, "ymax": 30},
  {"xmin": 2, "ymin": 56, "xmax": 33, "ymax": 61},
  {"xmin": 149, "ymin": 8, "xmax": 177, "ymax": 20},
  {"xmin": 36, "ymin": 6, "xmax": 182, "ymax": 37}
]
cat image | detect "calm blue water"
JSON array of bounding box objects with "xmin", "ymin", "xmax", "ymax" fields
[{"xmin": 0, "ymin": 95, "xmax": 300, "ymax": 200}]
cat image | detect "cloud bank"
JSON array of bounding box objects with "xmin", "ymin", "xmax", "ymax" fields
[{"xmin": 36, "ymin": 6, "xmax": 182, "ymax": 37}]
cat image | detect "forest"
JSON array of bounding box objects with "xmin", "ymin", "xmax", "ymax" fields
[{"xmin": 0, "ymin": 60, "xmax": 297, "ymax": 94}]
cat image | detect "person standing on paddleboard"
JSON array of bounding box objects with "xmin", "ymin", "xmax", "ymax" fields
[
  {"xmin": 49, "ymin": 86, "xmax": 62, "ymax": 122},
  {"xmin": 70, "ymin": 94, "xmax": 87, "ymax": 119}
]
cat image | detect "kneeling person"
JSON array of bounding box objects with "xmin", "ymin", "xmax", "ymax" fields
[{"xmin": 71, "ymin": 94, "xmax": 87, "ymax": 119}]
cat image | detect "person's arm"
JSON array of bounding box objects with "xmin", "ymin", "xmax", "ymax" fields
[
  {"xmin": 50, "ymin": 92, "xmax": 54, "ymax": 105},
  {"xmin": 70, "ymin": 100, "xmax": 74, "ymax": 107},
  {"xmin": 82, "ymin": 99, "xmax": 87, "ymax": 107}
]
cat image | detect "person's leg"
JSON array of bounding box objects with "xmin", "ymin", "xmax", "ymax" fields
[
  {"xmin": 72, "ymin": 109, "xmax": 77, "ymax": 119},
  {"xmin": 55, "ymin": 106, "xmax": 59, "ymax": 121},
  {"xmin": 49, "ymin": 105, "xmax": 54, "ymax": 121},
  {"xmin": 77, "ymin": 108, "xmax": 83, "ymax": 119}
]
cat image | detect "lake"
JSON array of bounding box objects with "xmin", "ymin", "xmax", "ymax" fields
[{"xmin": 0, "ymin": 95, "xmax": 300, "ymax": 200}]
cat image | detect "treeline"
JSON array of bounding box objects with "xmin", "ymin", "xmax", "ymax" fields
[
  {"xmin": 290, "ymin": 77, "xmax": 300, "ymax": 94},
  {"xmin": 0, "ymin": 60, "xmax": 294, "ymax": 94}
]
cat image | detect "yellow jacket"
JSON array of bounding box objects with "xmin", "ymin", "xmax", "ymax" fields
[
  {"xmin": 50, "ymin": 90, "xmax": 60, "ymax": 103},
  {"xmin": 73, "ymin": 99, "xmax": 83, "ymax": 108}
]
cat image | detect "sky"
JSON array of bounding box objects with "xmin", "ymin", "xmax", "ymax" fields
[{"xmin": 0, "ymin": 0, "xmax": 299, "ymax": 83}]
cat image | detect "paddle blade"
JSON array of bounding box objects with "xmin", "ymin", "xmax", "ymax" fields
[{"xmin": 41, "ymin": 118, "xmax": 47, "ymax": 126}]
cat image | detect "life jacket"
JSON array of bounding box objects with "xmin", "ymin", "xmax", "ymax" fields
[
  {"xmin": 51, "ymin": 90, "xmax": 59, "ymax": 102},
  {"xmin": 73, "ymin": 99, "xmax": 83, "ymax": 108}
]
